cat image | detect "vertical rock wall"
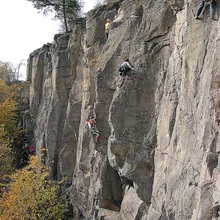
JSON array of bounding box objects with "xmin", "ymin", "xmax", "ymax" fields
[{"xmin": 27, "ymin": 0, "xmax": 220, "ymax": 219}]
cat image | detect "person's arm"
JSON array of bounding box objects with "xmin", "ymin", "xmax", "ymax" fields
[
  {"xmin": 127, "ymin": 62, "xmax": 134, "ymax": 70},
  {"xmin": 85, "ymin": 121, "xmax": 88, "ymax": 129},
  {"xmin": 85, "ymin": 122, "xmax": 90, "ymax": 133},
  {"xmin": 93, "ymin": 113, "xmax": 97, "ymax": 121}
]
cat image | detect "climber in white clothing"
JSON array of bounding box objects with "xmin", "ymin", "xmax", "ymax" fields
[{"xmin": 119, "ymin": 58, "xmax": 134, "ymax": 76}]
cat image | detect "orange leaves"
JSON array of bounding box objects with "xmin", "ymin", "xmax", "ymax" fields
[{"xmin": 0, "ymin": 156, "xmax": 66, "ymax": 220}]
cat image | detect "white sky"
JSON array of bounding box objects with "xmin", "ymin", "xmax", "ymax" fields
[{"xmin": 0, "ymin": 0, "xmax": 97, "ymax": 79}]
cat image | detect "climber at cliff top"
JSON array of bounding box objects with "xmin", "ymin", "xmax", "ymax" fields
[
  {"xmin": 105, "ymin": 18, "xmax": 111, "ymax": 40},
  {"xmin": 87, "ymin": 115, "xmax": 100, "ymax": 143},
  {"xmin": 119, "ymin": 58, "xmax": 135, "ymax": 76},
  {"xmin": 195, "ymin": 0, "xmax": 216, "ymax": 19}
]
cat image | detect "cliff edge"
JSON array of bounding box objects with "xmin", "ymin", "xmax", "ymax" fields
[{"xmin": 27, "ymin": 0, "xmax": 220, "ymax": 219}]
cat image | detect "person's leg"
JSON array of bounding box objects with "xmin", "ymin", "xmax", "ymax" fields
[
  {"xmin": 119, "ymin": 67, "xmax": 124, "ymax": 76},
  {"xmin": 105, "ymin": 31, "xmax": 109, "ymax": 40},
  {"xmin": 210, "ymin": 0, "xmax": 216, "ymax": 18},
  {"xmin": 121, "ymin": 71, "xmax": 126, "ymax": 76},
  {"xmin": 96, "ymin": 134, "xmax": 100, "ymax": 143},
  {"xmin": 95, "ymin": 131, "xmax": 100, "ymax": 143},
  {"xmin": 195, "ymin": 1, "xmax": 205, "ymax": 18}
]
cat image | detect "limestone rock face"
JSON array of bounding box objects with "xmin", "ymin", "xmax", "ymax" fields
[{"xmin": 27, "ymin": 0, "xmax": 220, "ymax": 219}]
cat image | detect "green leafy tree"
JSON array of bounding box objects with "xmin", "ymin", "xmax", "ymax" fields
[
  {"xmin": 27, "ymin": 0, "xmax": 82, "ymax": 33},
  {"xmin": 0, "ymin": 156, "xmax": 66, "ymax": 219}
]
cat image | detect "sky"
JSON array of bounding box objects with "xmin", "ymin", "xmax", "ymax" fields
[{"xmin": 0, "ymin": 0, "xmax": 98, "ymax": 79}]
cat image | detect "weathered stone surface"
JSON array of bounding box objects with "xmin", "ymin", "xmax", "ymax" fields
[
  {"xmin": 27, "ymin": 0, "xmax": 220, "ymax": 219},
  {"xmin": 120, "ymin": 186, "xmax": 145, "ymax": 219}
]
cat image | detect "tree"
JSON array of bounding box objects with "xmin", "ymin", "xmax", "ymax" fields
[
  {"xmin": 27, "ymin": 0, "xmax": 82, "ymax": 33},
  {"xmin": 0, "ymin": 80, "xmax": 19, "ymax": 186},
  {"xmin": 0, "ymin": 156, "xmax": 66, "ymax": 220},
  {"xmin": 0, "ymin": 99, "xmax": 18, "ymax": 140},
  {"xmin": 13, "ymin": 60, "xmax": 26, "ymax": 81},
  {"xmin": 0, "ymin": 80, "xmax": 19, "ymax": 141},
  {"xmin": 0, "ymin": 79, "xmax": 29, "ymax": 187},
  {"xmin": 0, "ymin": 129, "xmax": 14, "ymax": 180},
  {"xmin": 0, "ymin": 60, "xmax": 25, "ymax": 83},
  {"xmin": 0, "ymin": 61, "xmax": 15, "ymax": 83}
]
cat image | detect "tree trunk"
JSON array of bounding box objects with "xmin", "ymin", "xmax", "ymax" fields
[{"xmin": 62, "ymin": 0, "xmax": 69, "ymax": 33}]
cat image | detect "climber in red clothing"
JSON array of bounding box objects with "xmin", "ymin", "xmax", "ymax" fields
[{"xmin": 87, "ymin": 115, "xmax": 100, "ymax": 143}]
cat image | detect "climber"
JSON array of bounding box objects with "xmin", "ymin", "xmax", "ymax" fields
[
  {"xmin": 195, "ymin": 0, "xmax": 217, "ymax": 19},
  {"xmin": 119, "ymin": 58, "xmax": 135, "ymax": 76},
  {"xmin": 105, "ymin": 18, "xmax": 111, "ymax": 40},
  {"xmin": 29, "ymin": 145, "xmax": 36, "ymax": 154},
  {"xmin": 87, "ymin": 115, "xmax": 100, "ymax": 143}
]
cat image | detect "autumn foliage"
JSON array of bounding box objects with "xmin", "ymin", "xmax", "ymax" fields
[
  {"xmin": 0, "ymin": 79, "xmax": 19, "ymax": 180},
  {"xmin": 0, "ymin": 76, "xmax": 67, "ymax": 219},
  {"xmin": 0, "ymin": 155, "xmax": 66, "ymax": 219}
]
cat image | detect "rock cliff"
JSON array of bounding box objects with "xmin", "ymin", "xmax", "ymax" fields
[{"xmin": 27, "ymin": 0, "xmax": 220, "ymax": 219}]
